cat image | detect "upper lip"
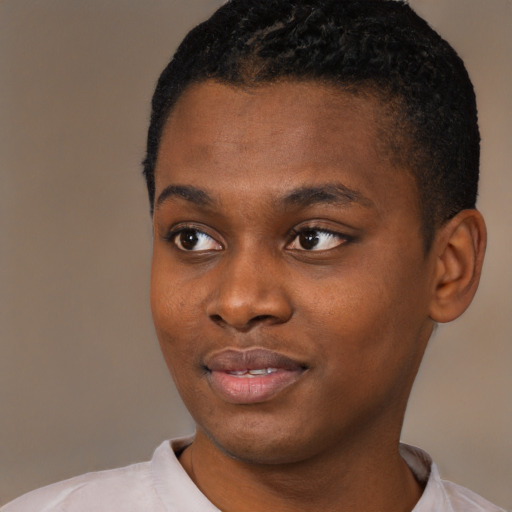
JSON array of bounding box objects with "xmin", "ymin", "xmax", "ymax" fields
[{"xmin": 204, "ymin": 348, "xmax": 306, "ymax": 372}]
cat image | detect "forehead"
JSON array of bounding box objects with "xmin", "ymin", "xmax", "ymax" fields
[
  {"xmin": 160, "ymin": 80, "xmax": 387, "ymax": 171},
  {"xmin": 154, "ymin": 80, "xmax": 418, "ymax": 217}
]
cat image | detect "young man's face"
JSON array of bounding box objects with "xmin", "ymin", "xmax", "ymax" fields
[{"xmin": 150, "ymin": 81, "xmax": 437, "ymax": 464}]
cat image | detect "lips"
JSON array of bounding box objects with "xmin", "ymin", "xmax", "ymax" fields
[{"xmin": 204, "ymin": 348, "xmax": 306, "ymax": 404}]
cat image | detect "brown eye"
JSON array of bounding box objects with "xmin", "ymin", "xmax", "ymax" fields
[
  {"xmin": 173, "ymin": 228, "xmax": 222, "ymax": 252},
  {"xmin": 299, "ymin": 230, "xmax": 321, "ymax": 250},
  {"xmin": 178, "ymin": 230, "xmax": 199, "ymax": 250},
  {"xmin": 288, "ymin": 228, "xmax": 347, "ymax": 251}
]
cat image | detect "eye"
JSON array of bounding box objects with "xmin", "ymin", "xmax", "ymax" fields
[
  {"xmin": 287, "ymin": 228, "xmax": 347, "ymax": 251},
  {"xmin": 172, "ymin": 228, "xmax": 222, "ymax": 252}
]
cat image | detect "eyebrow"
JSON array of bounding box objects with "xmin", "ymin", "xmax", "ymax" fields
[
  {"xmin": 156, "ymin": 184, "xmax": 215, "ymax": 209},
  {"xmin": 282, "ymin": 183, "xmax": 373, "ymax": 209},
  {"xmin": 155, "ymin": 182, "xmax": 372, "ymax": 211}
]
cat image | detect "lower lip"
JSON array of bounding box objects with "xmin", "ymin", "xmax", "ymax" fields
[{"xmin": 208, "ymin": 369, "xmax": 303, "ymax": 404}]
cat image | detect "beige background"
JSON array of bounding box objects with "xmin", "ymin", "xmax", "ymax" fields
[{"xmin": 1, "ymin": 0, "xmax": 510, "ymax": 508}]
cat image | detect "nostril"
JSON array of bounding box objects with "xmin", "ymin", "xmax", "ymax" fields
[
  {"xmin": 206, "ymin": 290, "xmax": 294, "ymax": 330},
  {"xmin": 209, "ymin": 314, "xmax": 225, "ymax": 325},
  {"xmin": 209, "ymin": 313, "xmax": 279, "ymax": 330},
  {"xmin": 250, "ymin": 315, "xmax": 274, "ymax": 324}
]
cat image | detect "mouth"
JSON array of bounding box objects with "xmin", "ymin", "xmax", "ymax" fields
[{"xmin": 204, "ymin": 348, "xmax": 307, "ymax": 404}]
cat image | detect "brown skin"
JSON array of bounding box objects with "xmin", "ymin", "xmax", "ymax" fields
[{"xmin": 150, "ymin": 81, "xmax": 486, "ymax": 512}]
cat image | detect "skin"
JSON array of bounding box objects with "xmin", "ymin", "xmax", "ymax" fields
[{"xmin": 150, "ymin": 80, "xmax": 486, "ymax": 512}]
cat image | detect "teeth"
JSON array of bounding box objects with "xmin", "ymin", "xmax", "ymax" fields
[
  {"xmin": 227, "ymin": 368, "xmax": 278, "ymax": 376},
  {"xmin": 248, "ymin": 369, "xmax": 268, "ymax": 375},
  {"xmin": 248, "ymin": 368, "xmax": 278, "ymax": 376}
]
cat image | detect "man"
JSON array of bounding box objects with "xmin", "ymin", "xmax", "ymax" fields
[{"xmin": 2, "ymin": 1, "xmax": 504, "ymax": 510}]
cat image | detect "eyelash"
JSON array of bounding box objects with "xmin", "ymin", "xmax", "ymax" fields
[
  {"xmin": 164, "ymin": 226, "xmax": 222, "ymax": 252},
  {"xmin": 288, "ymin": 226, "xmax": 350, "ymax": 251},
  {"xmin": 164, "ymin": 225, "xmax": 351, "ymax": 253}
]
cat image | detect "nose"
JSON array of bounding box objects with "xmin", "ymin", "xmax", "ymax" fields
[{"xmin": 206, "ymin": 248, "xmax": 293, "ymax": 332}]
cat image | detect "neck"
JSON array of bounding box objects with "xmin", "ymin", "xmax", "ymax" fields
[{"xmin": 179, "ymin": 429, "xmax": 423, "ymax": 512}]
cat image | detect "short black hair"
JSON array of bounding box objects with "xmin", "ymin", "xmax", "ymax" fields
[{"xmin": 143, "ymin": 0, "xmax": 479, "ymax": 246}]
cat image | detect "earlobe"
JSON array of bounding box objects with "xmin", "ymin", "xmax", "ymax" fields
[{"xmin": 429, "ymin": 209, "xmax": 487, "ymax": 323}]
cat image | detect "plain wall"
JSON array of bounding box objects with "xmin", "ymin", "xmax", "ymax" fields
[{"xmin": 1, "ymin": 0, "xmax": 510, "ymax": 508}]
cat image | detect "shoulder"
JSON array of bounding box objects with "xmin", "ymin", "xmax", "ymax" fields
[
  {"xmin": 2, "ymin": 436, "xmax": 220, "ymax": 512},
  {"xmin": 440, "ymin": 480, "xmax": 507, "ymax": 512},
  {"xmin": 1, "ymin": 461, "xmax": 157, "ymax": 512},
  {"xmin": 1, "ymin": 441, "xmax": 179, "ymax": 512},
  {"xmin": 400, "ymin": 443, "xmax": 507, "ymax": 512}
]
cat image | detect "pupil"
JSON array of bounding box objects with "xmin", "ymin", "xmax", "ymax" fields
[
  {"xmin": 299, "ymin": 230, "xmax": 319, "ymax": 250},
  {"xmin": 180, "ymin": 230, "xmax": 198, "ymax": 250}
]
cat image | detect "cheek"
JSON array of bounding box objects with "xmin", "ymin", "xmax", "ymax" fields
[
  {"xmin": 150, "ymin": 272, "xmax": 221, "ymax": 423},
  {"xmin": 150, "ymin": 250, "xmax": 202, "ymax": 331},
  {"xmin": 299, "ymin": 251, "xmax": 430, "ymax": 373},
  {"xmin": 150, "ymin": 263, "xmax": 202, "ymax": 372}
]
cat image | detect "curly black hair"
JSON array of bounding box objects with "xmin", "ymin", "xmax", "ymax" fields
[{"xmin": 143, "ymin": 0, "xmax": 479, "ymax": 246}]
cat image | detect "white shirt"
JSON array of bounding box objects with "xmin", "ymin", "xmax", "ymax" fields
[{"xmin": 2, "ymin": 437, "xmax": 506, "ymax": 512}]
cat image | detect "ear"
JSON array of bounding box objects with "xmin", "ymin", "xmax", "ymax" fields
[{"xmin": 429, "ymin": 209, "xmax": 487, "ymax": 323}]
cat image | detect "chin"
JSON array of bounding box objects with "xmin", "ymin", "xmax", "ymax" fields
[
  {"xmin": 212, "ymin": 434, "xmax": 312, "ymax": 466},
  {"xmin": 198, "ymin": 413, "xmax": 326, "ymax": 466}
]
